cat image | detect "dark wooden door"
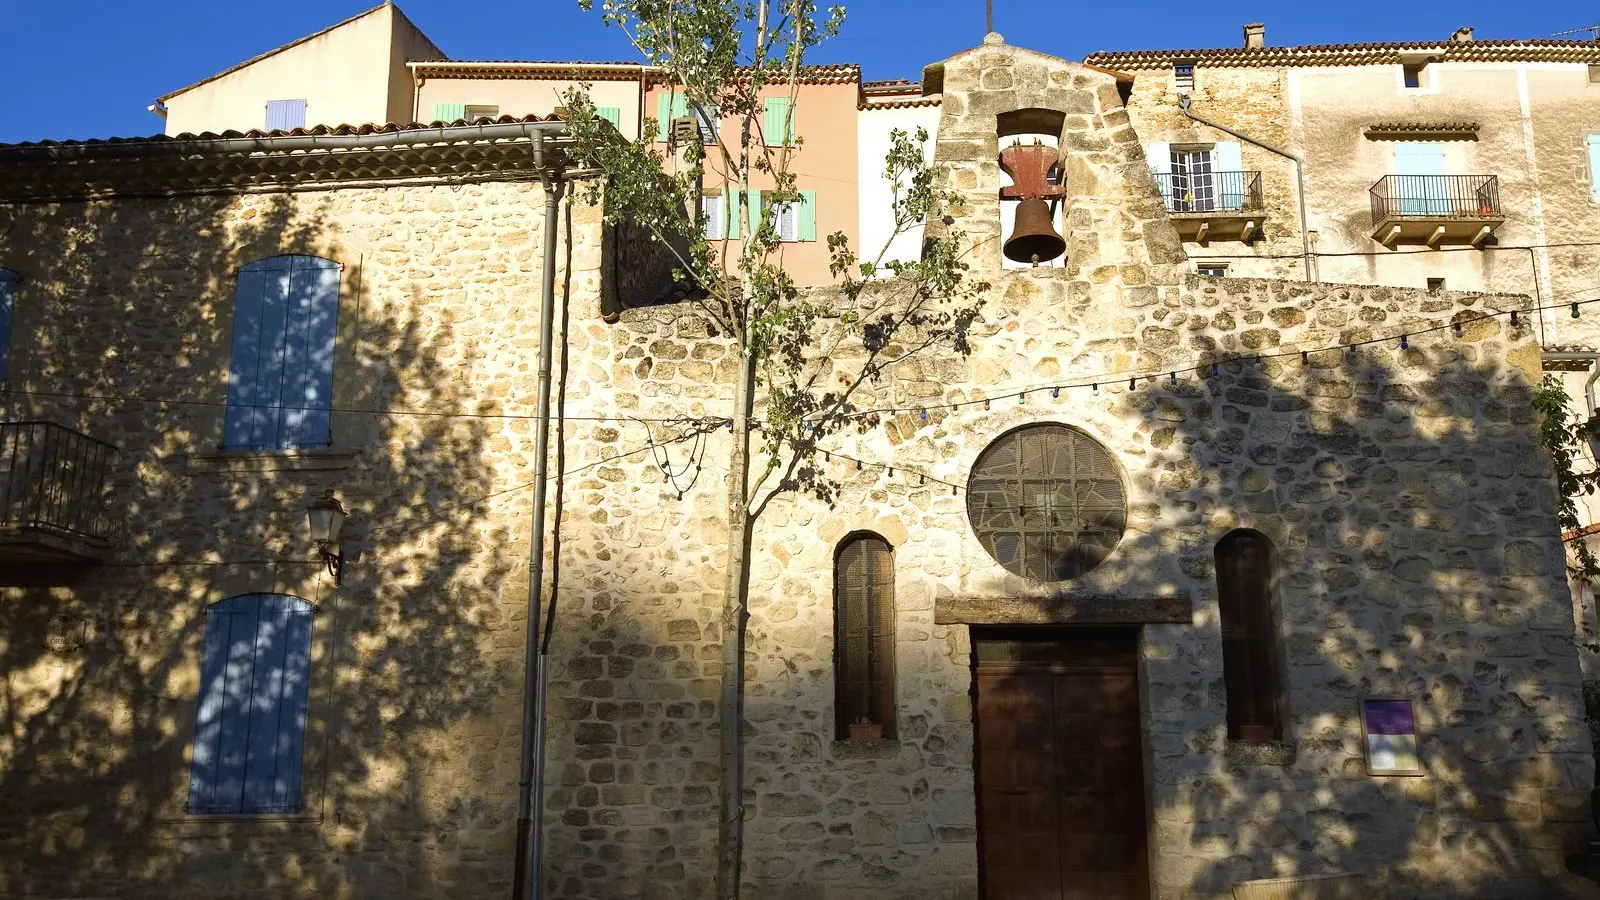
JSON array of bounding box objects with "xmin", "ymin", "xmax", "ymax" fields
[{"xmin": 975, "ymin": 630, "xmax": 1149, "ymax": 900}]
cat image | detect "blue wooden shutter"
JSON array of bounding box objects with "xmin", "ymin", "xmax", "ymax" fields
[
  {"xmin": 763, "ymin": 97, "xmax": 792, "ymax": 146},
  {"xmin": 188, "ymin": 597, "xmax": 263, "ymax": 813},
  {"xmin": 596, "ymin": 106, "xmax": 621, "ymax": 129},
  {"xmin": 278, "ymin": 257, "xmax": 340, "ymax": 449},
  {"xmin": 265, "ymin": 100, "xmax": 307, "ymax": 131},
  {"xmin": 797, "ymin": 191, "xmax": 817, "ymax": 242},
  {"xmin": 432, "ymin": 103, "xmax": 465, "ymax": 123},
  {"xmin": 224, "ymin": 263, "xmax": 279, "ymax": 449},
  {"xmin": 0, "ymin": 270, "xmax": 15, "ymax": 385},
  {"xmin": 188, "ymin": 595, "xmax": 313, "ymax": 815},
  {"xmin": 1213, "ymin": 142, "xmax": 1244, "ymax": 209},
  {"xmin": 241, "ymin": 595, "xmax": 313, "ymax": 813},
  {"xmin": 1588, "ymin": 136, "xmax": 1600, "ymax": 198}
]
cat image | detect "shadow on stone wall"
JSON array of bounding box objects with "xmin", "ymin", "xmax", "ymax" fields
[
  {"xmin": 956, "ymin": 324, "xmax": 1597, "ymax": 898},
  {"xmin": 0, "ymin": 194, "xmax": 519, "ymax": 897}
]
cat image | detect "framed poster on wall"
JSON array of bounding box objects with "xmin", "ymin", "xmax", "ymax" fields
[{"xmin": 1360, "ymin": 697, "xmax": 1425, "ymax": 776}]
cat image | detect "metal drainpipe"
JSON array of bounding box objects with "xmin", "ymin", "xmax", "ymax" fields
[
  {"xmin": 1178, "ymin": 96, "xmax": 1313, "ymax": 283},
  {"xmin": 513, "ymin": 133, "xmax": 565, "ymax": 900}
]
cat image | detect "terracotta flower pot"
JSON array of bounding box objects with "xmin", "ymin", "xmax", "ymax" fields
[{"xmin": 848, "ymin": 722, "xmax": 884, "ymax": 741}]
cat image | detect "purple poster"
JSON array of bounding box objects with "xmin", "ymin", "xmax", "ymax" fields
[{"xmin": 1362, "ymin": 698, "xmax": 1422, "ymax": 775}]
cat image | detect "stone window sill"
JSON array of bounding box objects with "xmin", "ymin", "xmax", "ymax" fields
[
  {"xmin": 154, "ymin": 812, "xmax": 324, "ymax": 834},
  {"xmin": 1224, "ymin": 739, "xmax": 1297, "ymax": 767},
  {"xmin": 187, "ymin": 449, "xmax": 357, "ymax": 473},
  {"xmin": 831, "ymin": 738, "xmax": 902, "ymax": 760}
]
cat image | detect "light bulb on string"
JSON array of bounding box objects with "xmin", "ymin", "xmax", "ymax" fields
[
  {"xmin": 1169, "ymin": 371, "xmax": 1177, "ymax": 385},
  {"xmin": 1574, "ymin": 303, "xmax": 1582, "ymax": 319},
  {"xmin": 1301, "ymin": 350, "xmax": 1308, "ymax": 364},
  {"xmin": 1453, "ymin": 321, "xmax": 1464, "ymax": 338},
  {"xmin": 1400, "ymin": 335, "xmax": 1409, "ymax": 350},
  {"xmin": 1511, "ymin": 310, "xmax": 1520, "ymax": 326},
  {"xmin": 1348, "ymin": 344, "xmax": 1357, "ymax": 360},
  {"xmin": 920, "ymin": 409, "xmax": 928, "ymax": 422},
  {"xmin": 1092, "ymin": 382, "xmax": 1099, "ymax": 393},
  {"xmin": 1210, "ymin": 363, "xmax": 1219, "ymax": 377},
  {"xmin": 1019, "ymin": 392, "xmax": 1027, "ymax": 405},
  {"xmin": 983, "ymin": 398, "xmax": 991, "ymax": 411},
  {"xmin": 1051, "ymin": 387, "xmax": 1060, "ymax": 399},
  {"xmin": 1128, "ymin": 376, "xmax": 1136, "ymax": 390}
]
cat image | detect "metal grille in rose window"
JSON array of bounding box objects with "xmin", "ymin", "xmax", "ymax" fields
[{"xmin": 966, "ymin": 424, "xmax": 1127, "ymax": 581}]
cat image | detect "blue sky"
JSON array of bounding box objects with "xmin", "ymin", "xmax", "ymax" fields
[{"xmin": 1, "ymin": 0, "xmax": 1595, "ymax": 144}]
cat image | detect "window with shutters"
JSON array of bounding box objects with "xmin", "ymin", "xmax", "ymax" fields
[
  {"xmin": 265, "ymin": 99, "xmax": 307, "ymax": 131},
  {"xmin": 693, "ymin": 104, "xmax": 720, "ymax": 144},
  {"xmin": 1588, "ymin": 135, "xmax": 1600, "ymax": 199},
  {"xmin": 224, "ymin": 255, "xmax": 340, "ymax": 451},
  {"xmin": 769, "ymin": 202, "xmax": 799, "ymax": 242},
  {"xmin": 0, "ymin": 269, "xmax": 15, "ymax": 384},
  {"xmin": 701, "ymin": 192, "xmax": 724, "ymax": 240},
  {"xmin": 188, "ymin": 594, "xmax": 314, "ymax": 815},
  {"xmin": 835, "ymin": 533, "xmax": 896, "ymax": 739},
  {"xmin": 763, "ymin": 97, "xmax": 794, "ymax": 146},
  {"xmin": 1215, "ymin": 530, "xmax": 1286, "ymax": 742}
]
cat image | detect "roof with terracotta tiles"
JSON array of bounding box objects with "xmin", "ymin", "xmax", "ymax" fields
[
  {"xmin": 1084, "ymin": 38, "xmax": 1600, "ymax": 70},
  {"xmin": 0, "ymin": 113, "xmax": 563, "ymax": 152}
]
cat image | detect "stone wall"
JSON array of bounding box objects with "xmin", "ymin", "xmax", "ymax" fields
[
  {"xmin": 0, "ymin": 179, "xmax": 611, "ymax": 898},
  {"xmin": 0, "ymin": 36, "xmax": 1596, "ymax": 900}
]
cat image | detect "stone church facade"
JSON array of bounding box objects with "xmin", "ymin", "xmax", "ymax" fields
[{"xmin": 0, "ymin": 37, "xmax": 1593, "ymax": 900}]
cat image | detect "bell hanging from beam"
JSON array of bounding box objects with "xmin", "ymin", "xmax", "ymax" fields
[
  {"xmin": 1004, "ymin": 197, "xmax": 1066, "ymax": 265},
  {"xmin": 999, "ymin": 138, "xmax": 1068, "ymax": 266}
]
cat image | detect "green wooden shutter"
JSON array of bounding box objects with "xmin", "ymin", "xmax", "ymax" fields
[
  {"xmin": 763, "ymin": 97, "xmax": 792, "ymax": 146},
  {"xmin": 596, "ymin": 107, "xmax": 621, "ymax": 129},
  {"xmin": 431, "ymin": 103, "xmax": 465, "ymax": 123},
  {"xmin": 747, "ymin": 189, "xmax": 764, "ymax": 236},
  {"xmin": 797, "ymin": 191, "xmax": 817, "ymax": 242},
  {"xmin": 656, "ymin": 94, "xmax": 672, "ymax": 141},
  {"xmin": 725, "ymin": 190, "xmax": 742, "ymax": 240},
  {"xmin": 656, "ymin": 94, "xmax": 689, "ymax": 141}
]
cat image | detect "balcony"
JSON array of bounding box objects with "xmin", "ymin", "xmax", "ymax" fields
[
  {"xmin": 0, "ymin": 422, "xmax": 117, "ymax": 563},
  {"xmin": 1155, "ymin": 171, "xmax": 1265, "ymax": 244},
  {"xmin": 1369, "ymin": 175, "xmax": 1503, "ymax": 248}
]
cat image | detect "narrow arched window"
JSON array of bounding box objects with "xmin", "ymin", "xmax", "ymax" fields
[
  {"xmin": 835, "ymin": 533, "xmax": 896, "ymax": 739},
  {"xmin": 188, "ymin": 594, "xmax": 314, "ymax": 814},
  {"xmin": 1216, "ymin": 530, "xmax": 1285, "ymax": 742},
  {"xmin": 0, "ymin": 269, "xmax": 17, "ymax": 384},
  {"xmin": 224, "ymin": 255, "xmax": 341, "ymax": 450}
]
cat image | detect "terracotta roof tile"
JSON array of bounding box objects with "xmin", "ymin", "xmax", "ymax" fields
[
  {"xmin": 0, "ymin": 113, "xmax": 562, "ymax": 152},
  {"xmin": 1085, "ymin": 38, "xmax": 1600, "ymax": 69}
]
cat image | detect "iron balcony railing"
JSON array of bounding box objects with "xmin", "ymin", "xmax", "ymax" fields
[
  {"xmin": 1154, "ymin": 170, "xmax": 1264, "ymax": 214},
  {"xmin": 1369, "ymin": 174, "xmax": 1501, "ymax": 225},
  {"xmin": 0, "ymin": 421, "xmax": 117, "ymax": 543}
]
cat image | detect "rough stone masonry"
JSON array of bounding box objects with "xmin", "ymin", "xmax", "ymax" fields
[{"xmin": 0, "ymin": 34, "xmax": 1595, "ymax": 900}]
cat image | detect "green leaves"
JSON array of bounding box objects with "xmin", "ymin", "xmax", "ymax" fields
[{"xmin": 1533, "ymin": 374, "xmax": 1600, "ymax": 583}]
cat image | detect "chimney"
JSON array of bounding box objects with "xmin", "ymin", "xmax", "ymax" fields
[
  {"xmin": 1244, "ymin": 22, "xmax": 1266, "ymax": 49},
  {"xmin": 1450, "ymin": 26, "xmax": 1474, "ymax": 43}
]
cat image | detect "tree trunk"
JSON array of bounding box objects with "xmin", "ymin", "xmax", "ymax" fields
[{"xmin": 715, "ymin": 346, "xmax": 755, "ymax": 900}]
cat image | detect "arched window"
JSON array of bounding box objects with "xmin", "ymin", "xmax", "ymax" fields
[
  {"xmin": 835, "ymin": 533, "xmax": 896, "ymax": 739},
  {"xmin": 0, "ymin": 269, "xmax": 16, "ymax": 383},
  {"xmin": 188, "ymin": 594, "xmax": 314, "ymax": 814},
  {"xmin": 1215, "ymin": 530, "xmax": 1285, "ymax": 742},
  {"xmin": 224, "ymin": 255, "xmax": 341, "ymax": 450}
]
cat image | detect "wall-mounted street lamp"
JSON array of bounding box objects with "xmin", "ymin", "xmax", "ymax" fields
[{"xmin": 306, "ymin": 489, "xmax": 347, "ymax": 584}]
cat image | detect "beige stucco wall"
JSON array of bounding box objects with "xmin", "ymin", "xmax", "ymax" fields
[
  {"xmin": 416, "ymin": 76, "xmax": 644, "ymax": 139},
  {"xmin": 857, "ymin": 103, "xmax": 942, "ymax": 273},
  {"xmin": 161, "ymin": 4, "xmax": 438, "ymax": 135},
  {"xmin": 647, "ymin": 81, "xmax": 862, "ymax": 286},
  {"xmin": 1120, "ymin": 58, "xmax": 1600, "ymax": 347}
]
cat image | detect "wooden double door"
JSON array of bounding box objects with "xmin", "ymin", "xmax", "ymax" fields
[{"xmin": 974, "ymin": 628, "xmax": 1149, "ymax": 900}]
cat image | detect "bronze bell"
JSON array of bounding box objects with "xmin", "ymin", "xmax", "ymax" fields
[{"xmin": 1004, "ymin": 197, "xmax": 1066, "ymax": 265}]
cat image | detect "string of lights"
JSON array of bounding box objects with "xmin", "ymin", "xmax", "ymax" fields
[
  {"xmin": 0, "ymin": 386, "xmax": 724, "ymax": 426},
  {"xmin": 808, "ymin": 294, "xmax": 1600, "ymax": 425}
]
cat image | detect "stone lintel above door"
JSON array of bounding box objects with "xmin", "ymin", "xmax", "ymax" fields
[{"xmin": 935, "ymin": 592, "xmax": 1192, "ymax": 625}]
